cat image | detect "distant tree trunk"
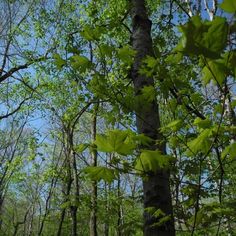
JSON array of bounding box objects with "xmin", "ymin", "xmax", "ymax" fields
[
  {"xmin": 64, "ymin": 124, "xmax": 80, "ymax": 236},
  {"xmin": 90, "ymin": 103, "xmax": 99, "ymax": 236},
  {"xmin": 130, "ymin": 1, "xmax": 175, "ymax": 235},
  {"xmin": 104, "ymin": 181, "xmax": 109, "ymax": 236},
  {"xmin": 70, "ymin": 204, "xmax": 77, "ymax": 236},
  {"xmin": 70, "ymin": 150, "xmax": 80, "ymax": 236},
  {"xmin": 38, "ymin": 174, "xmax": 58, "ymax": 236},
  {"xmin": 13, "ymin": 207, "xmax": 29, "ymax": 236},
  {"xmin": 57, "ymin": 158, "xmax": 73, "ymax": 236},
  {"xmin": 117, "ymin": 174, "xmax": 123, "ymax": 236},
  {"xmin": 70, "ymin": 151, "xmax": 79, "ymax": 236},
  {"xmin": 27, "ymin": 205, "xmax": 36, "ymax": 236},
  {"xmin": 0, "ymin": 194, "xmax": 4, "ymax": 230}
]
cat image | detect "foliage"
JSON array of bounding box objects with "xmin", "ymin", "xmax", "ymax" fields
[{"xmin": 0, "ymin": 0, "xmax": 235, "ymax": 235}]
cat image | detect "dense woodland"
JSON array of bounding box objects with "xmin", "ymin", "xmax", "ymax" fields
[{"xmin": 0, "ymin": 0, "xmax": 235, "ymax": 235}]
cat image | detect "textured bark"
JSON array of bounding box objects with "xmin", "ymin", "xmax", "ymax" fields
[
  {"xmin": 70, "ymin": 205, "xmax": 78, "ymax": 236},
  {"xmin": 70, "ymin": 151, "xmax": 79, "ymax": 236},
  {"xmin": 0, "ymin": 196, "xmax": 4, "ymax": 230},
  {"xmin": 117, "ymin": 175, "xmax": 123, "ymax": 236},
  {"xmin": 130, "ymin": 0, "xmax": 175, "ymax": 235},
  {"xmin": 89, "ymin": 104, "xmax": 99, "ymax": 236},
  {"xmin": 38, "ymin": 175, "xmax": 57, "ymax": 236},
  {"xmin": 104, "ymin": 182, "xmax": 109, "ymax": 236},
  {"xmin": 57, "ymin": 160, "xmax": 73, "ymax": 236}
]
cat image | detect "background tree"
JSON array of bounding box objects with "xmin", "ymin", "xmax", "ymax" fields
[{"xmin": 0, "ymin": 0, "xmax": 235, "ymax": 235}]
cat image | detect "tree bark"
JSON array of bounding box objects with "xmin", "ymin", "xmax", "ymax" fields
[
  {"xmin": 70, "ymin": 150, "xmax": 80, "ymax": 236},
  {"xmin": 57, "ymin": 159, "xmax": 73, "ymax": 236},
  {"xmin": 0, "ymin": 195, "xmax": 4, "ymax": 230},
  {"xmin": 130, "ymin": 0, "xmax": 175, "ymax": 235},
  {"xmin": 117, "ymin": 174, "xmax": 122, "ymax": 236},
  {"xmin": 104, "ymin": 182, "xmax": 109, "ymax": 236},
  {"xmin": 89, "ymin": 103, "xmax": 99, "ymax": 236},
  {"xmin": 38, "ymin": 174, "xmax": 58, "ymax": 236}
]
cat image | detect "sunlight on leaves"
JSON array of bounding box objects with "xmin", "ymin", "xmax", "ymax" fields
[{"xmin": 83, "ymin": 166, "xmax": 117, "ymax": 183}]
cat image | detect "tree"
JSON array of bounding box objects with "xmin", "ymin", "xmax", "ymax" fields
[
  {"xmin": 0, "ymin": 0, "xmax": 235, "ymax": 235},
  {"xmin": 130, "ymin": 0, "xmax": 175, "ymax": 235}
]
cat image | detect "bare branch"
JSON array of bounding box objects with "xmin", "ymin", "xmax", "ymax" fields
[
  {"xmin": 0, "ymin": 56, "xmax": 46, "ymax": 83},
  {"xmin": 0, "ymin": 95, "xmax": 32, "ymax": 120}
]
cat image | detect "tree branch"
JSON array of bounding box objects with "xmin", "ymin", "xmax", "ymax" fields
[{"xmin": 0, "ymin": 56, "xmax": 47, "ymax": 83}]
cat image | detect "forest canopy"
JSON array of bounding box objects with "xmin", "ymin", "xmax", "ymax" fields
[{"xmin": 0, "ymin": 0, "xmax": 235, "ymax": 235}]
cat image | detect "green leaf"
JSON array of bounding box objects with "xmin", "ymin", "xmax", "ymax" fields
[
  {"xmin": 169, "ymin": 137, "xmax": 179, "ymax": 147},
  {"xmin": 83, "ymin": 166, "xmax": 117, "ymax": 183},
  {"xmin": 95, "ymin": 130, "xmax": 136, "ymax": 155},
  {"xmin": 141, "ymin": 85, "xmax": 156, "ymax": 102},
  {"xmin": 221, "ymin": 0, "xmax": 236, "ymax": 13},
  {"xmin": 75, "ymin": 143, "xmax": 89, "ymax": 153},
  {"xmin": 117, "ymin": 46, "xmax": 136, "ymax": 64},
  {"xmin": 204, "ymin": 17, "xmax": 228, "ymax": 54},
  {"xmin": 135, "ymin": 150, "xmax": 173, "ymax": 173},
  {"xmin": 100, "ymin": 44, "xmax": 114, "ymax": 57},
  {"xmin": 144, "ymin": 207, "xmax": 171, "ymax": 227},
  {"xmin": 224, "ymin": 50, "xmax": 236, "ymax": 76},
  {"xmin": 165, "ymin": 52, "xmax": 183, "ymax": 64},
  {"xmin": 187, "ymin": 129, "xmax": 213, "ymax": 154},
  {"xmin": 144, "ymin": 56, "xmax": 157, "ymax": 68},
  {"xmin": 80, "ymin": 25, "xmax": 104, "ymax": 41},
  {"xmin": 94, "ymin": 134, "xmax": 114, "ymax": 153},
  {"xmin": 193, "ymin": 117, "xmax": 212, "ymax": 129},
  {"xmin": 67, "ymin": 46, "xmax": 81, "ymax": 54},
  {"xmin": 151, "ymin": 215, "xmax": 172, "ymax": 228},
  {"xmin": 145, "ymin": 207, "xmax": 164, "ymax": 217},
  {"xmin": 70, "ymin": 55, "xmax": 92, "ymax": 72},
  {"xmin": 60, "ymin": 201, "xmax": 71, "ymax": 209},
  {"xmin": 152, "ymin": 209, "xmax": 165, "ymax": 218},
  {"xmin": 139, "ymin": 56, "xmax": 158, "ymax": 77},
  {"xmin": 133, "ymin": 134, "xmax": 153, "ymax": 146},
  {"xmin": 221, "ymin": 142, "xmax": 236, "ymax": 159},
  {"xmin": 164, "ymin": 119, "xmax": 183, "ymax": 132},
  {"xmin": 231, "ymin": 100, "xmax": 236, "ymax": 108},
  {"xmin": 53, "ymin": 53, "xmax": 66, "ymax": 69},
  {"xmin": 176, "ymin": 16, "xmax": 228, "ymax": 58},
  {"xmin": 202, "ymin": 59, "xmax": 228, "ymax": 85}
]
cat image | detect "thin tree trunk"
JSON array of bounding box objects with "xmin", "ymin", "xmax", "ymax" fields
[
  {"xmin": 13, "ymin": 207, "xmax": 30, "ymax": 236},
  {"xmin": 117, "ymin": 174, "xmax": 122, "ymax": 236},
  {"xmin": 57, "ymin": 159, "xmax": 73, "ymax": 236},
  {"xmin": 38, "ymin": 174, "xmax": 58, "ymax": 236},
  {"xmin": 90, "ymin": 103, "xmax": 99, "ymax": 236},
  {"xmin": 27, "ymin": 205, "xmax": 36, "ymax": 236},
  {"xmin": 104, "ymin": 181, "xmax": 109, "ymax": 236},
  {"xmin": 70, "ymin": 151, "xmax": 80, "ymax": 236},
  {"xmin": 130, "ymin": 1, "xmax": 175, "ymax": 235},
  {"xmin": 57, "ymin": 206, "xmax": 66, "ymax": 236},
  {"xmin": 70, "ymin": 205, "xmax": 77, "ymax": 236},
  {"xmin": 0, "ymin": 195, "xmax": 4, "ymax": 230}
]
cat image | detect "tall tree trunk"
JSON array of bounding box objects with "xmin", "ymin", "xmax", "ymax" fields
[
  {"xmin": 90, "ymin": 103, "xmax": 99, "ymax": 236},
  {"xmin": 130, "ymin": 1, "xmax": 175, "ymax": 235},
  {"xmin": 70, "ymin": 150, "xmax": 80, "ymax": 236},
  {"xmin": 70, "ymin": 205, "xmax": 77, "ymax": 236},
  {"xmin": 117, "ymin": 174, "xmax": 122, "ymax": 236},
  {"xmin": 0, "ymin": 194, "xmax": 4, "ymax": 230},
  {"xmin": 57, "ymin": 159, "xmax": 73, "ymax": 236},
  {"xmin": 38, "ymin": 175, "xmax": 58, "ymax": 236},
  {"xmin": 104, "ymin": 181, "xmax": 109, "ymax": 236}
]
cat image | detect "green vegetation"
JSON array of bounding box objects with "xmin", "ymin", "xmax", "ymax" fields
[{"xmin": 0, "ymin": 0, "xmax": 235, "ymax": 235}]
